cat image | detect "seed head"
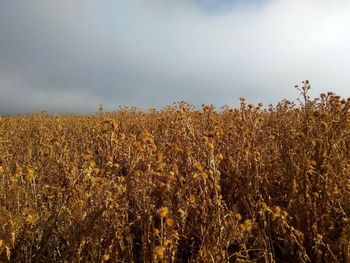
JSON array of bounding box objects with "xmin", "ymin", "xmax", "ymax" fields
[
  {"xmin": 157, "ymin": 207, "xmax": 168, "ymax": 218},
  {"xmin": 25, "ymin": 168, "xmax": 35, "ymax": 182},
  {"xmin": 102, "ymin": 254, "xmax": 110, "ymax": 261},
  {"xmin": 154, "ymin": 246, "xmax": 164, "ymax": 258},
  {"xmin": 189, "ymin": 195, "xmax": 196, "ymax": 205},
  {"xmin": 166, "ymin": 218, "xmax": 175, "ymax": 227}
]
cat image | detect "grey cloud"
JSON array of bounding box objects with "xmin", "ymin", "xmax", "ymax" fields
[{"xmin": 0, "ymin": 0, "xmax": 350, "ymax": 114}]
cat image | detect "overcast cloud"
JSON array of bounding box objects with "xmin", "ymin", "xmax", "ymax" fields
[{"xmin": 0, "ymin": 0, "xmax": 350, "ymax": 114}]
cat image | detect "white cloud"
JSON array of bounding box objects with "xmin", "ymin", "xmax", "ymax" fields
[{"xmin": 0, "ymin": 0, "xmax": 350, "ymax": 113}]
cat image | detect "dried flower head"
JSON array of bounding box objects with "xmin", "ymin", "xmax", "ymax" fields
[
  {"xmin": 25, "ymin": 168, "xmax": 35, "ymax": 182},
  {"xmin": 154, "ymin": 246, "xmax": 164, "ymax": 258},
  {"xmin": 166, "ymin": 218, "xmax": 175, "ymax": 227},
  {"xmin": 157, "ymin": 207, "xmax": 168, "ymax": 218}
]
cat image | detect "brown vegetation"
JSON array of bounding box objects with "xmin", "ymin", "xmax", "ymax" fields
[{"xmin": 0, "ymin": 81, "xmax": 350, "ymax": 262}]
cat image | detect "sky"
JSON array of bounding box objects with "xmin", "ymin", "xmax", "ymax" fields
[{"xmin": 0, "ymin": 0, "xmax": 350, "ymax": 114}]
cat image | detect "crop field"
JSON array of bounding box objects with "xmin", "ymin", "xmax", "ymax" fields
[{"xmin": 1, "ymin": 84, "xmax": 350, "ymax": 262}]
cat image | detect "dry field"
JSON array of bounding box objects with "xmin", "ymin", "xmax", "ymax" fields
[{"xmin": 1, "ymin": 82, "xmax": 350, "ymax": 262}]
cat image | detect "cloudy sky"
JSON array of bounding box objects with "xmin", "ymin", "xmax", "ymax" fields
[{"xmin": 1, "ymin": 0, "xmax": 350, "ymax": 114}]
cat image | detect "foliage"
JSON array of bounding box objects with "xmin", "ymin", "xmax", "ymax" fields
[{"xmin": 0, "ymin": 82, "xmax": 350, "ymax": 262}]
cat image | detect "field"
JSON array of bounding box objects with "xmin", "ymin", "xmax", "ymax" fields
[{"xmin": 1, "ymin": 84, "xmax": 350, "ymax": 262}]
